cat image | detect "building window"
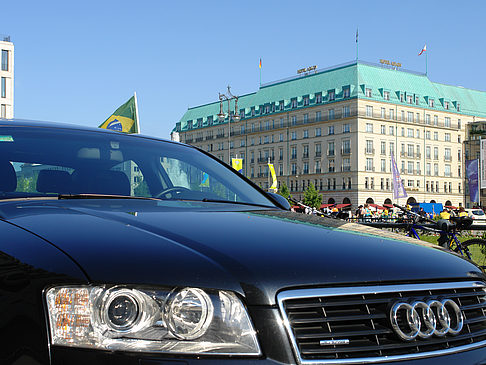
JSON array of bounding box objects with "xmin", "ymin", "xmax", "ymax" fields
[
  {"xmin": 365, "ymin": 88, "xmax": 372, "ymax": 97},
  {"xmin": 381, "ymin": 141, "xmax": 386, "ymax": 155},
  {"xmin": 433, "ymin": 131, "xmax": 438, "ymax": 140},
  {"xmin": 316, "ymin": 111, "xmax": 321, "ymax": 122},
  {"xmin": 315, "ymin": 93, "xmax": 322, "ymax": 104},
  {"xmin": 445, "ymin": 117, "xmax": 451, "ymax": 128},
  {"xmin": 366, "ymin": 105, "xmax": 373, "ymax": 117},
  {"xmin": 0, "ymin": 104, "xmax": 5, "ymax": 118},
  {"xmin": 342, "ymin": 140, "xmax": 350, "ymax": 154},
  {"xmin": 433, "ymin": 115, "xmax": 438, "ymax": 125},
  {"xmin": 407, "ymin": 111, "xmax": 414, "ymax": 122},
  {"xmin": 1, "ymin": 50, "xmax": 8, "ymax": 71},
  {"xmin": 343, "ymin": 105, "xmax": 350, "ymax": 118},
  {"xmin": 303, "ymin": 129, "xmax": 309, "ymax": 139},
  {"xmin": 381, "ymin": 125, "xmax": 385, "ymax": 134},
  {"xmin": 291, "ymin": 132, "xmax": 297, "ymax": 140},
  {"xmin": 365, "ymin": 140, "xmax": 374, "ymax": 154},
  {"xmin": 444, "ymin": 101, "xmax": 449, "ymax": 110},
  {"xmin": 366, "ymin": 123, "xmax": 373, "ymax": 133},
  {"xmin": 366, "ymin": 158, "xmax": 373, "ymax": 172},
  {"xmin": 426, "ymin": 146, "xmax": 431, "ymax": 159},
  {"xmin": 328, "ymin": 125, "xmax": 334, "ymax": 135},
  {"xmin": 434, "ymin": 147, "xmax": 439, "ymax": 160},
  {"xmin": 407, "ymin": 128, "xmax": 414, "ymax": 138},
  {"xmin": 303, "ymin": 96, "xmax": 309, "ymax": 106},
  {"xmin": 426, "ymin": 163, "xmax": 431, "ymax": 175},
  {"xmin": 429, "ymin": 99, "xmax": 434, "ymax": 107},
  {"xmin": 381, "ymin": 108, "xmax": 386, "ymax": 118},
  {"xmin": 328, "ymin": 159, "xmax": 335, "ymax": 172},
  {"xmin": 434, "ymin": 164, "xmax": 439, "ymax": 176},
  {"xmin": 426, "ymin": 114, "xmax": 431, "ymax": 124},
  {"xmin": 381, "ymin": 159, "xmax": 386, "ymax": 172},
  {"xmin": 343, "ymin": 124, "xmax": 350, "ymax": 133},
  {"xmin": 279, "ymin": 101, "xmax": 284, "ymax": 110},
  {"xmin": 291, "ymin": 99, "xmax": 297, "ymax": 108},
  {"xmin": 291, "ymin": 116, "xmax": 297, "ymax": 125},
  {"xmin": 445, "ymin": 133, "xmax": 451, "ymax": 142},
  {"xmin": 415, "ymin": 96, "xmax": 419, "ymax": 105},
  {"xmin": 328, "ymin": 90, "xmax": 335, "ymax": 101},
  {"xmin": 343, "ymin": 158, "xmax": 350, "ymax": 171},
  {"xmin": 389, "ymin": 126, "xmax": 394, "ymax": 135},
  {"xmin": 343, "ymin": 87, "xmax": 350, "ymax": 98},
  {"xmin": 328, "ymin": 109, "xmax": 335, "ymax": 120},
  {"xmin": 303, "ymin": 114, "xmax": 309, "ymax": 123},
  {"xmin": 389, "ymin": 109, "xmax": 395, "ymax": 120},
  {"xmin": 458, "ymin": 119, "xmax": 462, "ymax": 129},
  {"xmin": 1, "ymin": 77, "xmax": 6, "ymax": 98},
  {"xmin": 328, "ymin": 141, "xmax": 335, "ymax": 156},
  {"xmin": 416, "ymin": 113, "xmax": 420, "ymax": 123},
  {"xmin": 384, "ymin": 91, "xmax": 390, "ymax": 100},
  {"xmin": 315, "ymin": 127, "xmax": 321, "ymax": 137},
  {"xmin": 407, "ymin": 95, "xmax": 413, "ymax": 104}
]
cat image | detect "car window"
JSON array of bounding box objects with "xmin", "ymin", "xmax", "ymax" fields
[
  {"xmin": 472, "ymin": 210, "xmax": 484, "ymax": 216},
  {"xmin": 0, "ymin": 126, "xmax": 276, "ymax": 207}
]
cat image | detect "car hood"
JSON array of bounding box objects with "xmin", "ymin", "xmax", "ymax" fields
[{"xmin": 1, "ymin": 199, "xmax": 482, "ymax": 305}]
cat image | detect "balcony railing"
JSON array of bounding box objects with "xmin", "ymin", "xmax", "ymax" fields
[{"xmin": 365, "ymin": 148, "xmax": 375, "ymax": 155}]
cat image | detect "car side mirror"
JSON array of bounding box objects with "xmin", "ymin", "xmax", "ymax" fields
[{"xmin": 267, "ymin": 192, "xmax": 291, "ymax": 211}]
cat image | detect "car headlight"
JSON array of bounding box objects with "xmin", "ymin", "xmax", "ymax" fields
[{"xmin": 45, "ymin": 285, "xmax": 261, "ymax": 355}]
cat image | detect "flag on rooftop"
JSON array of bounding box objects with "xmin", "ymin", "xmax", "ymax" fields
[
  {"xmin": 99, "ymin": 94, "xmax": 139, "ymax": 134},
  {"xmin": 259, "ymin": 58, "xmax": 262, "ymax": 69},
  {"xmin": 418, "ymin": 44, "xmax": 427, "ymax": 56}
]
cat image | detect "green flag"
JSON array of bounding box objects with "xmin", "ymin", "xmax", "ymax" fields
[{"xmin": 99, "ymin": 95, "xmax": 138, "ymax": 134}]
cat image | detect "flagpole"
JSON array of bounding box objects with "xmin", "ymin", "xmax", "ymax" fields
[
  {"xmin": 134, "ymin": 92, "xmax": 140, "ymax": 134},
  {"xmin": 425, "ymin": 50, "xmax": 428, "ymax": 76},
  {"xmin": 356, "ymin": 28, "xmax": 358, "ymax": 61}
]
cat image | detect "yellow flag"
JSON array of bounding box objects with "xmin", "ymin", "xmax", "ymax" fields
[
  {"xmin": 231, "ymin": 158, "xmax": 243, "ymax": 173},
  {"xmin": 268, "ymin": 163, "xmax": 278, "ymax": 190}
]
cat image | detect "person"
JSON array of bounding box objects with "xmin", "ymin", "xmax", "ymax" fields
[
  {"xmin": 458, "ymin": 206, "xmax": 468, "ymax": 217},
  {"xmin": 418, "ymin": 207, "xmax": 426, "ymax": 217},
  {"xmin": 439, "ymin": 208, "xmax": 451, "ymax": 220}
]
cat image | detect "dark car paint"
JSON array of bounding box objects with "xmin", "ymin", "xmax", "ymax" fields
[{"xmin": 1, "ymin": 199, "xmax": 483, "ymax": 308}]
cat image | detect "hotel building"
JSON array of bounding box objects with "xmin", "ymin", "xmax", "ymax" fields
[
  {"xmin": 0, "ymin": 34, "xmax": 13, "ymax": 119},
  {"xmin": 173, "ymin": 61, "xmax": 486, "ymax": 208}
]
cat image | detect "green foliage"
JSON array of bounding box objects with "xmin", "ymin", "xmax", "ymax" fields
[
  {"xmin": 133, "ymin": 180, "xmax": 151, "ymax": 197},
  {"xmin": 303, "ymin": 183, "xmax": 322, "ymax": 209},
  {"xmin": 278, "ymin": 181, "xmax": 290, "ymax": 201},
  {"xmin": 16, "ymin": 176, "xmax": 37, "ymax": 193}
]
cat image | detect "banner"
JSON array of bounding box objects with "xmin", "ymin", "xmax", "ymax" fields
[
  {"xmin": 268, "ymin": 163, "xmax": 277, "ymax": 191},
  {"xmin": 199, "ymin": 172, "xmax": 209, "ymax": 187},
  {"xmin": 231, "ymin": 158, "xmax": 243, "ymax": 174},
  {"xmin": 481, "ymin": 138, "xmax": 486, "ymax": 188},
  {"xmin": 391, "ymin": 152, "xmax": 407, "ymax": 200},
  {"xmin": 466, "ymin": 159, "xmax": 480, "ymax": 203}
]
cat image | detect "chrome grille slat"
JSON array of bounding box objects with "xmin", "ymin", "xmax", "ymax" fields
[{"xmin": 278, "ymin": 281, "xmax": 486, "ymax": 364}]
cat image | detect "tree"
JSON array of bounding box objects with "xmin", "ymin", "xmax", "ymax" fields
[
  {"xmin": 303, "ymin": 183, "xmax": 322, "ymax": 210},
  {"xmin": 278, "ymin": 181, "xmax": 290, "ymax": 202}
]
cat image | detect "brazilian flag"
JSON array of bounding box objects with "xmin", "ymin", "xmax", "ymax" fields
[{"xmin": 99, "ymin": 95, "xmax": 138, "ymax": 134}]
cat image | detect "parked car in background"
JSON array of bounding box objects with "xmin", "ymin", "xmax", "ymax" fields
[
  {"xmin": 466, "ymin": 208, "xmax": 486, "ymax": 225},
  {"xmin": 1, "ymin": 119, "xmax": 486, "ymax": 364}
]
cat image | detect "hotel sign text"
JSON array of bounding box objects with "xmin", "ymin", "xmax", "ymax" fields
[
  {"xmin": 297, "ymin": 65, "xmax": 317, "ymax": 74},
  {"xmin": 380, "ymin": 59, "xmax": 402, "ymax": 68}
]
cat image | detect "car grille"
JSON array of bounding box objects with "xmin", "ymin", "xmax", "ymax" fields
[{"xmin": 277, "ymin": 281, "xmax": 486, "ymax": 364}]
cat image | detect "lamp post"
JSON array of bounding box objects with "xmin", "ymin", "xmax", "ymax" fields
[{"xmin": 218, "ymin": 86, "xmax": 239, "ymax": 164}]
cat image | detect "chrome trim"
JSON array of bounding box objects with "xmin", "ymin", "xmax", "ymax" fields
[{"xmin": 277, "ymin": 281, "xmax": 486, "ymax": 364}]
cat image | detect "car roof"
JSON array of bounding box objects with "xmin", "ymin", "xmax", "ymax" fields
[{"xmin": 0, "ymin": 118, "xmax": 176, "ymax": 145}]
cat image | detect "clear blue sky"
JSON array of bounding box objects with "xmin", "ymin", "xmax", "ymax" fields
[{"xmin": 3, "ymin": 0, "xmax": 486, "ymax": 139}]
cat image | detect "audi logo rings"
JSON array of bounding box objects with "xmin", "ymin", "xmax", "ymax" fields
[{"xmin": 390, "ymin": 299, "xmax": 464, "ymax": 341}]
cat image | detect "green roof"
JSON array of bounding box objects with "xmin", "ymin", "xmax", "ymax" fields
[{"xmin": 174, "ymin": 61, "xmax": 486, "ymax": 132}]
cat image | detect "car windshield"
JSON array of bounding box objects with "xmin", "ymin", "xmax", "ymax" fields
[
  {"xmin": 0, "ymin": 124, "xmax": 276, "ymax": 207},
  {"xmin": 471, "ymin": 210, "xmax": 485, "ymax": 216}
]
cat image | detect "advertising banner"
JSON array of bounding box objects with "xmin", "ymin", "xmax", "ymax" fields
[
  {"xmin": 466, "ymin": 159, "xmax": 480, "ymax": 203},
  {"xmin": 391, "ymin": 152, "xmax": 407, "ymax": 200},
  {"xmin": 480, "ymin": 138, "xmax": 486, "ymax": 188}
]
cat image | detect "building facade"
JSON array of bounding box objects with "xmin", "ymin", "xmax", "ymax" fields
[
  {"xmin": 173, "ymin": 61, "xmax": 486, "ymax": 208},
  {"xmin": 0, "ymin": 34, "xmax": 14, "ymax": 119}
]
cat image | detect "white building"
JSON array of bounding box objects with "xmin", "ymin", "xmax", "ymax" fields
[{"xmin": 0, "ymin": 34, "xmax": 14, "ymax": 119}]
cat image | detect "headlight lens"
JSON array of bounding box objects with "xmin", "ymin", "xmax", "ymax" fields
[{"xmin": 45, "ymin": 286, "xmax": 260, "ymax": 355}]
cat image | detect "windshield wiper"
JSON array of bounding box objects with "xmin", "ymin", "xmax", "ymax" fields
[
  {"xmin": 58, "ymin": 194, "xmax": 158, "ymax": 201},
  {"xmin": 200, "ymin": 198, "xmax": 275, "ymax": 208}
]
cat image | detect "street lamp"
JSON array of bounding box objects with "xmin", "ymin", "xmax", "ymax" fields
[{"xmin": 218, "ymin": 86, "xmax": 239, "ymax": 163}]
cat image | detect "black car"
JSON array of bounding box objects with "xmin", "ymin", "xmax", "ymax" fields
[{"xmin": 0, "ymin": 120, "xmax": 485, "ymax": 365}]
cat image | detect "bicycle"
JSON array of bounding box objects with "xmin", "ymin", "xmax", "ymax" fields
[{"xmin": 393, "ymin": 204, "xmax": 486, "ymax": 271}]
